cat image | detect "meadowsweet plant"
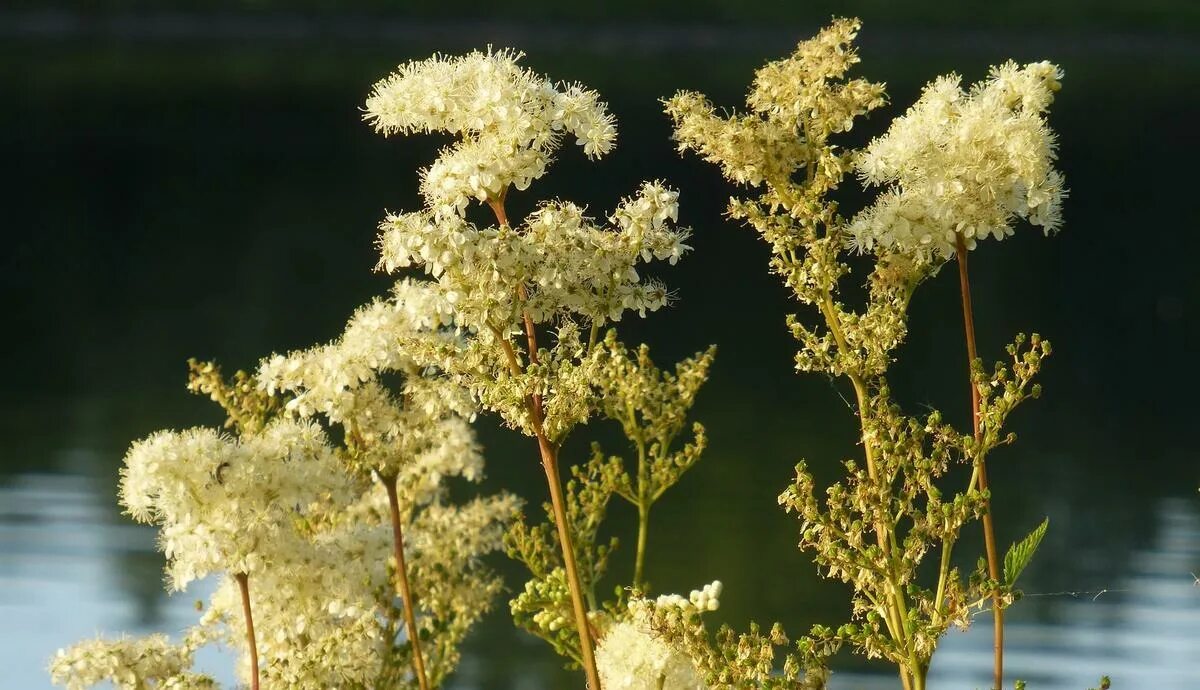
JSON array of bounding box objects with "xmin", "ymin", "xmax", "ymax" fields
[
  {"xmin": 51, "ymin": 344, "xmax": 515, "ymax": 690},
  {"xmin": 363, "ymin": 49, "xmax": 710, "ymax": 688},
  {"xmin": 849, "ymin": 57, "xmax": 1063, "ymax": 690},
  {"xmin": 666, "ymin": 18, "xmax": 1063, "ymax": 690},
  {"xmin": 49, "ymin": 47, "xmax": 711, "ymax": 690}
]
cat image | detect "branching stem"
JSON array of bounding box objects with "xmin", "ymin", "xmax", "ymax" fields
[
  {"xmin": 635, "ymin": 503, "xmax": 650, "ymax": 590},
  {"xmin": 819, "ymin": 289, "xmax": 916, "ymax": 690},
  {"xmin": 488, "ymin": 193, "xmax": 603, "ymax": 690},
  {"xmin": 777, "ymin": 167, "xmax": 926, "ymax": 689}
]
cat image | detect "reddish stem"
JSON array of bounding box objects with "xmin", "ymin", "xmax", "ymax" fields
[
  {"xmin": 488, "ymin": 193, "xmax": 603, "ymax": 689},
  {"xmin": 234, "ymin": 572, "xmax": 260, "ymax": 690},
  {"xmin": 955, "ymin": 234, "xmax": 1004, "ymax": 690},
  {"xmin": 384, "ymin": 475, "xmax": 432, "ymax": 690}
]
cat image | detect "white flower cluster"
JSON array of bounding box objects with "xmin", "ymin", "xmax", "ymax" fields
[
  {"xmin": 258, "ymin": 280, "xmax": 457, "ymax": 418},
  {"xmin": 378, "ymin": 180, "xmax": 690, "ymax": 331},
  {"xmin": 849, "ymin": 61, "xmax": 1066, "ymax": 258},
  {"xmin": 119, "ymin": 418, "xmax": 352, "ymax": 590},
  {"xmin": 48, "ymin": 635, "xmax": 212, "ymax": 690},
  {"xmin": 596, "ymin": 622, "xmax": 707, "ymax": 690},
  {"xmin": 234, "ymin": 267, "xmax": 514, "ymax": 688},
  {"xmin": 364, "ymin": 49, "xmax": 617, "ymax": 218},
  {"xmin": 110, "ymin": 410, "xmax": 509, "ymax": 690},
  {"xmin": 365, "ymin": 50, "xmax": 693, "ymax": 449},
  {"xmin": 191, "ymin": 488, "xmax": 518, "ymax": 689}
]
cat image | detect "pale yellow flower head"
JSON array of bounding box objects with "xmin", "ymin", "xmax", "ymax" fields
[
  {"xmin": 596, "ymin": 621, "xmax": 707, "ymax": 690},
  {"xmin": 594, "ymin": 583, "xmax": 722, "ymax": 690},
  {"xmin": 48, "ymin": 635, "xmax": 210, "ymax": 690},
  {"xmin": 665, "ymin": 18, "xmax": 885, "ymax": 188},
  {"xmin": 377, "ymin": 180, "xmax": 689, "ymax": 335}
]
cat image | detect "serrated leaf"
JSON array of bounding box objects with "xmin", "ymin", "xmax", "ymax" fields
[{"xmin": 1004, "ymin": 517, "xmax": 1049, "ymax": 586}]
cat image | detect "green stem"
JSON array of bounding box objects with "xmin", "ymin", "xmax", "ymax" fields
[
  {"xmin": 778, "ymin": 169, "xmax": 917, "ymax": 686},
  {"xmin": 912, "ymin": 662, "xmax": 929, "ymax": 690},
  {"xmin": 821, "ymin": 291, "xmax": 913, "ymax": 660},
  {"xmin": 632, "ymin": 419, "xmax": 650, "ymax": 589},
  {"xmin": 779, "ymin": 167, "xmax": 924, "ymax": 690},
  {"xmin": 934, "ymin": 537, "xmax": 956, "ymax": 614},
  {"xmin": 635, "ymin": 503, "xmax": 650, "ymax": 590}
]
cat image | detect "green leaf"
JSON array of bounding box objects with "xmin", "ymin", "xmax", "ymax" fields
[{"xmin": 1004, "ymin": 517, "xmax": 1049, "ymax": 586}]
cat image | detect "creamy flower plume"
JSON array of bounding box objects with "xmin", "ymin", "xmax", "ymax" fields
[
  {"xmin": 119, "ymin": 418, "xmax": 352, "ymax": 590},
  {"xmin": 199, "ymin": 533, "xmax": 389, "ymax": 690},
  {"xmin": 849, "ymin": 61, "xmax": 1066, "ymax": 258},
  {"xmin": 258, "ymin": 279, "xmax": 457, "ymax": 415},
  {"xmin": 366, "ymin": 51, "xmax": 693, "ymax": 447},
  {"xmin": 195, "ymin": 481, "xmax": 517, "ymax": 689},
  {"xmin": 666, "ymin": 18, "xmax": 885, "ymax": 189},
  {"xmin": 364, "ymin": 49, "xmax": 617, "ymax": 218}
]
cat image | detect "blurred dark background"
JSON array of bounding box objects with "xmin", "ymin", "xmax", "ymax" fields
[{"xmin": 2, "ymin": 2, "xmax": 1199, "ymax": 689}]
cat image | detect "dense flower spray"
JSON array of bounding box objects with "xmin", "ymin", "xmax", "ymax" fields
[
  {"xmin": 363, "ymin": 48, "xmax": 704, "ymax": 689},
  {"xmin": 254, "ymin": 275, "xmax": 516, "ymax": 690},
  {"xmin": 365, "ymin": 49, "xmax": 617, "ymax": 219},
  {"xmin": 119, "ymin": 418, "xmax": 351, "ymax": 591},
  {"xmin": 49, "ymin": 635, "xmax": 211, "ymax": 690},
  {"xmin": 848, "ymin": 61, "xmax": 1065, "ymax": 258}
]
